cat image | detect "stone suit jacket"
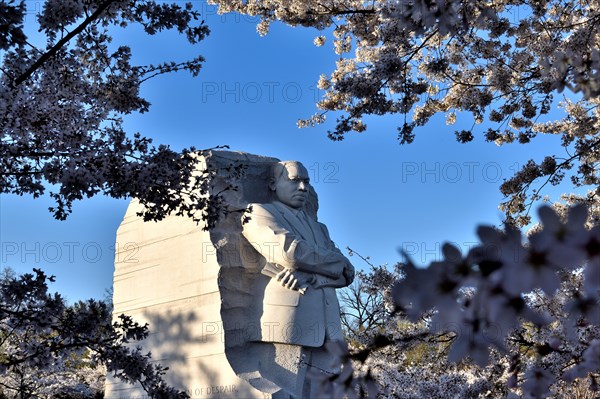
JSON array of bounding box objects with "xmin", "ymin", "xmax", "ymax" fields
[{"xmin": 240, "ymin": 201, "xmax": 351, "ymax": 348}]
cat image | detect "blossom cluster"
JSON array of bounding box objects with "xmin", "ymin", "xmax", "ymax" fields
[
  {"xmin": 326, "ymin": 205, "xmax": 599, "ymax": 398},
  {"xmin": 393, "ymin": 205, "xmax": 598, "ymax": 397},
  {"xmin": 338, "ymin": 205, "xmax": 600, "ymax": 398}
]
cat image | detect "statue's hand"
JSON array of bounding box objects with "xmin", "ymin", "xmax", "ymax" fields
[{"xmin": 275, "ymin": 268, "xmax": 311, "ymax": 293}]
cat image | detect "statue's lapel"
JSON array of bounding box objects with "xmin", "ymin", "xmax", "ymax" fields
[
  {"xmin": 306, "ymin": 217, "xmax": 327, "ymax": 245},
  {"xmin": 272, "ymin": 202, "xmax": 315, "ymax": 243}
]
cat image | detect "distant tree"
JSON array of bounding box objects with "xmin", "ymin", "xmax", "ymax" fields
[
  {"xmin": 338, "ymin": 250, "xmax": 396, "ymax": 343},
  {"xmin": 211, "ymin": 0, "xmax": 600, "ymax": 226},
  {"xmin": 0, "ymin": 268, "xmax": 189, "ymax": 399},
  {"xmin": 332, "ymin": 261, "xmax": 506, "ymax": 398},
  {"xmin": 0, "ymin": 0, "xmax": 237, "ymax": 228}
]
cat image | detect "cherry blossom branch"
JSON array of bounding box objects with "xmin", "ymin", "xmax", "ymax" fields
[
  {"xmin": 346, "ymin": 246, "xmax": 374, "ymax": 267},
  {"xmin": 14, "ymin": 0, "xmax": 116, "ymax": 86},
  {"xmin": 138, "ymin": 58, "xmax": 205, "ymax": 83},
  {"xmin": 308, "ymin": 6, "xmax": 376, "ymax": 16},
  {"xmin": 504, "ymin": 138, "xmax": 600, "ymax": 223}
]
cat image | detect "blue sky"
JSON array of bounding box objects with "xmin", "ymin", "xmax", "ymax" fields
[{"xmin": 0, "ymin": 1, "xmax": 574, "ymax": 302}]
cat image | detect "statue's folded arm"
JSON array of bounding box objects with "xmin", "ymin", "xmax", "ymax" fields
[{"xmin": 242, "ymin": 203, "xmax": 348, "ymax": 279}]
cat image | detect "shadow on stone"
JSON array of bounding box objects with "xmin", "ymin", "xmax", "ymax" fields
[{"xmin": 105, "ymin": 151, "xmax": 282, "ymax": 399}]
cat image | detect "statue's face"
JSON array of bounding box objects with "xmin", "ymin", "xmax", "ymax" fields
[{"xmin": 271, "ymin": 162, "xmax": 310, "ymax": 209}]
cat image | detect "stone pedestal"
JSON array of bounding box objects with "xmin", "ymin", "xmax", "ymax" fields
[{"xmin": 105, "ymin": 151, "xmax": 279, "ymax": 399}]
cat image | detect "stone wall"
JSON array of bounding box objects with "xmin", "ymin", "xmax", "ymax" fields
[{"xmin": 105, "ymin": 151, "xmax": 279, "ymax": 399}]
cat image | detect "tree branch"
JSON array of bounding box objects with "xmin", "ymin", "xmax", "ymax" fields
[
  {"xmin": 307, "ymin": 8, "xmax": 376, "ymax": 16},
  {"xmin": 14, "ymin": 0, "xmax": 116, "ymax": 86}
]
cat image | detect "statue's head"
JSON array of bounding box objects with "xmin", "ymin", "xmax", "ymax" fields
[{"xmin": 269, "ymin": 161, "xmax": 310, "ymax": 209}]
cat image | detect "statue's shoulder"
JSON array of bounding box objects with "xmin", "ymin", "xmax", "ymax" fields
[{"xmin": 248, "ymin": 202, "xmax": 276, "ymax": 214}]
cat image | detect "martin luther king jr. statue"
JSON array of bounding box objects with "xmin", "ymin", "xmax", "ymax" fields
[{"xmin": 221, "ymin": 160, "xmax": 355, "ymax": 398}]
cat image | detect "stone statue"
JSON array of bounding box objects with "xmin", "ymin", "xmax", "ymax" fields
[
  {"xmin": 219, "ymin": 160, "xmax": 354, "ymax": 398},
  {"xmin": 106, "ymin": 152, "xmax": 352, "ymax": 399}
]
